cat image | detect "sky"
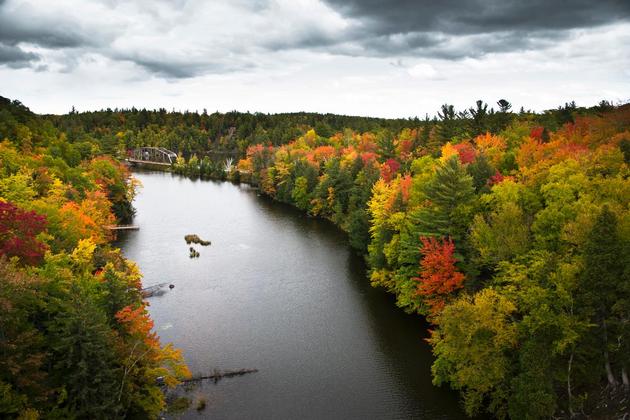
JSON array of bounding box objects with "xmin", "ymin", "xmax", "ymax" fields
[{"xmin": 0, "ymin": 0, "xmax": 629, "ymax": 118}]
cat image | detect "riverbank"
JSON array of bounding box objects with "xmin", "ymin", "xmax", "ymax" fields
[
  {"xmin": 166, "ymin": 105, "xmax": 630, "ymax": 418},
  {"xmin": 117, "ymin": 170, "xmax": 468, "ymax": 419}
]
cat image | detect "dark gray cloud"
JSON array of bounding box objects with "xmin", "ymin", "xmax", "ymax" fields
[
  {"xmin": 0, "ymin": 0, "xmax": 628, "ymax": 78},
  {"xmin": 262, "ymin": 28, "xmax": 338, "ymax": 51},
  {"xmin": 0, "ymin": 42, "xmax": 39, "ymax": 67},
  {"xmin": 323, "ymin": 0, "xmax": 630, "ymax": 35},
  {"xmin": 334, "ymin": 29, "xmax": 565, "ymax": 60},
  {"xmin": 0, "ymin": 0, "xmax": 257, "ymax": 77},
  {"xmin": 0, "ymin": 19, "xmax": 91, "ymax": 49},
  {"xmin": 0, "ymin": 3, "xmax": 98, "ymax": 49},
  {"xmin": 0, "ymin": 0, "xmax": 113, "ymax": 70},
  {"xmin": 317, "ymin": 0, "xmax": 630, "ymax": 58},
  {"xmin": 116, "ymin": 53, "xmax": 255, "ymax": 79},
  {"xmin": 127, "ymin": 57, "xmax": 203, "ymax": 79}
]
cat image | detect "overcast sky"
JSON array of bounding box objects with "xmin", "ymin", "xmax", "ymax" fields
[{"xmin": 0, "ymin": 0, "xmax": 629, "ymax": 118}]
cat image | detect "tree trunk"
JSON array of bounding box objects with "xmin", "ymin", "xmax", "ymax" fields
[
  {"xmin": 602, "ymin": 318, "xmax": 618, "ymax": 386},
  {"xmin": 567, "ymin": 350, "xmax": 575, "ymax": 418},
  {"xmin": 622, "ymin": 366, "xmax": 629, "ymax": 391}
]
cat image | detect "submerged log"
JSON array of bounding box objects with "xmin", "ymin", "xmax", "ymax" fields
[
  {"xmin": 141, "ymin": 282, "xmax": 169, "ymax": 298},
  {"xmin": 181, "ymin": 368, "xmax": 259, "ymax": 384}
]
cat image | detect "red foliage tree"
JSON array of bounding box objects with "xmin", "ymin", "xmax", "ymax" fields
[
  {"xmin": 397, "ymin": 138, "xmax": 414, "ymax": 160},
  {"xmin": 452, "ymin": 142, "xmax": 477, "ymax": 164},
  {"xmin": 380, "ymin": 158, "xmax": 401, "ymax": 183},
  {"xmin": 360, "ymin": 152, "xmax": 378, "ymax": 165},
  {"xmin": 0, "ymin": 201, "xmax": 48, "ymax": 265},
  {"xmin": 487, "ymin": 170, "xmax": 505, "ymax": 186},
  {"xmin": 414, "ymin": 236, "xmax": 465, "ymax": 320},
  {"xmin": 530, "ymin": 126, "xmax": 547, "ymax": 141}
]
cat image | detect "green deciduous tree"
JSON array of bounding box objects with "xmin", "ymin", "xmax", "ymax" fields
[
  {"xmin": 292, "ymin": 176, "xmax": 310, "ymax": 211},
  {"xmin": 430, "ymin": 288, "xmax": 517, "ymax": 418}
]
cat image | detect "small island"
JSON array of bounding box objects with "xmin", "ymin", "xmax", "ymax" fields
[{"xmin": 185, "ymin": 234, "xmax": 211, "ymax": 246}]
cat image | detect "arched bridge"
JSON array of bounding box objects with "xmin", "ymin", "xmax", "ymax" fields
[{"xmin": 127, "ymin": 147, "xmax": 178, "ymax": 167}]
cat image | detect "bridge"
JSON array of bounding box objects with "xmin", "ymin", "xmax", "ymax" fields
[{"xmin": 127, "ymin": 147, "xmax": 178, "ymax": 167}]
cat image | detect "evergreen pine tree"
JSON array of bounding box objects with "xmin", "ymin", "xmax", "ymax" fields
[{"xmin": 49, "ymin": 286, "xmax": 122, "ymax": 417}]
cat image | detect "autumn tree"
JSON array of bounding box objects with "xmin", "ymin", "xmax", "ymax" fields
[
  {"xmin": 0, "ymin": 259, "xmax": 48, "ymax": 416},
  {"xmin": 85, "ymin": 156, "xmax": 137, "ymax": 223},
  {"xmin": 430, "ymin": 289, "xmax": 517, "ymax": 418},
  {"xmin": 0, "ymin": 201, "xmax": 47, "ymax": 265},
  {"xmin": 115, "ymin": 303, "xmax": 190, "ymax": 417},
  {"xmin": 415, "ymin": 236, "xmax": 465, "ymax": 319}
]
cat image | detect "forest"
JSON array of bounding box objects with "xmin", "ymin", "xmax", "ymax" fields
[
  {"xmin": 181, "ymin": 99, "xmax": 630, "ymax": 418},
  {"xmin": 1, "ymin": 95, "xmax": 629, "ymax": 418},
  {"xmin": 0, "ymin": 97, "xmax": 190, "ymax": 418}
]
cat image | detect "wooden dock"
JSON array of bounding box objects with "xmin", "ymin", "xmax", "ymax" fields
[{"xmin": 107, "ymin": 225, "xmax": 140, "ymax": 231}]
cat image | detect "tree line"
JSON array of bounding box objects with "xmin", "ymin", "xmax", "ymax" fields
[
  {"xmin": 1, "ymin": 95, "xmax": 629, "ymax": 418},
  {"xmin": 232, "ymin": 101, "xmax": 630, "ymax": 418}
]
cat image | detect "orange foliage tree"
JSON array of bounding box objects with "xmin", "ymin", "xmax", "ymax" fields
[{"xmin": 115, "ymin": 303, "xmax": 190, "ymax": 413}]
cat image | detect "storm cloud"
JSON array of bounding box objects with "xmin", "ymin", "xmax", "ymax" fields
[
  {"xmin": 0, "ymin": 0, "xmax": 117, "ymax": 70},
  {"xmin": 318, "ymin": 0, "xmax": 630, "ymax": 58},
  {"xmin": 0, "ymin": 42, "xmax": 38, "ymax": 68},
  {"xmin": 1, "ymin": 0, "xmax": 628, "ymax": 77},
  {"xmin": 323, "ymin": 0, "xmax": 630, "ymax": 35},
  {"xmin": 0, "ymin": 0, "xmax": 627, "ymax": 116}
]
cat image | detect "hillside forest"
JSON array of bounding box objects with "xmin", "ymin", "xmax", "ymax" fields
[{"xmin": 1, "ymin": 96, "xmax": 629, "ymax": 418}]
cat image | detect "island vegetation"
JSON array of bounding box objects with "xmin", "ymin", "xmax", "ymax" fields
[
  {"xmin": 184, "ymin": 234, "xmax": 211, "ymax": 246},
  {"xmin": 1, "ymin": 95, "xmax": 629, "ymax": 418}
]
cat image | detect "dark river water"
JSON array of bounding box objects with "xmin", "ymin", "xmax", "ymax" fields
[{"xmin": 116, "ymin": 171, "xmax": 466, "ymax": 419}]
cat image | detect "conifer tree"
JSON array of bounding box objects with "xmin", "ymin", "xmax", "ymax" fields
[
  {"xmin": 416, "ymin": 157, "xmax": 475, "ymax": 247},
  {"xmin": 581, "ymin": 206, "xmax": 629, "ymax": 386},
  {"xmin": 49, "ymin": 286, "xmax": 122, "ymax": 417}
]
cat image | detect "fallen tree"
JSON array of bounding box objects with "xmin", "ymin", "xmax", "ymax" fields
[{"xmin": 180, "ymin": 368, "xmax": 259, "ymax": 384}]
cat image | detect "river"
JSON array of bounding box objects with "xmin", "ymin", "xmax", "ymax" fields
[{"xmin": 116, "ymin": 171, "xmax": 467, "ymax": 419}]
